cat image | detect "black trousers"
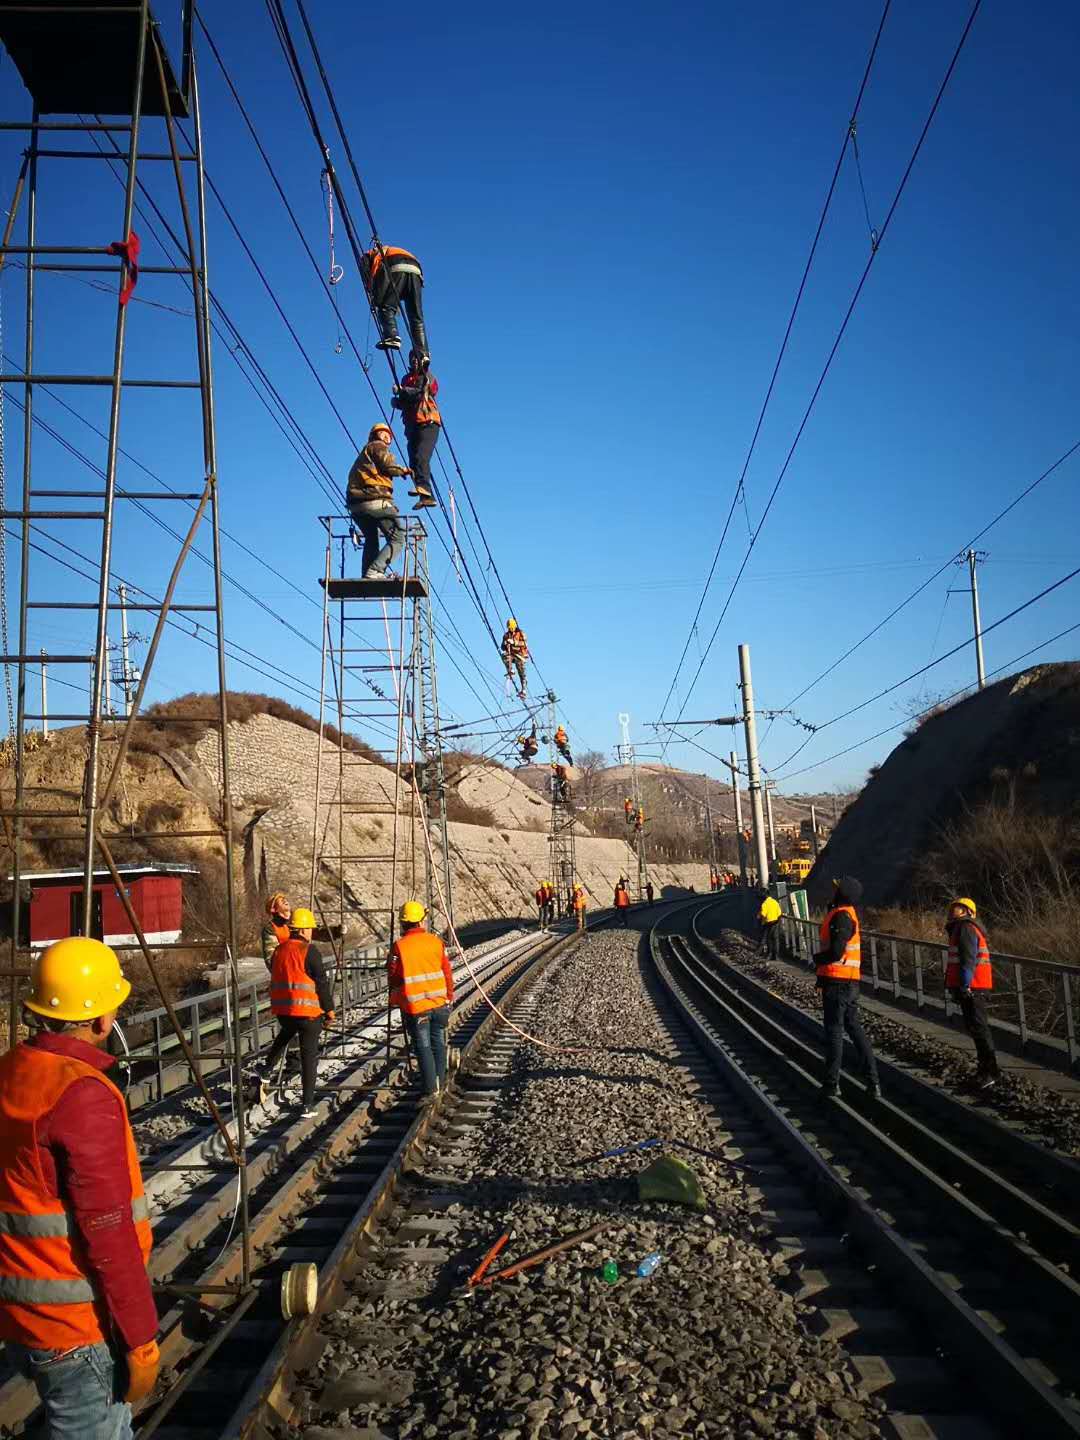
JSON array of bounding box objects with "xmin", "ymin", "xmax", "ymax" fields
[
  {"xmin": 372, "ymin": 268, "xmax": 428, "ymax": 355},
  {"xmin": 617, "ymin": 907, "xmax": 629, "ymax": 927},
  {"xmin": 262, "ymin": 1015, "xmax": 322, "ymax": 1107},
  {"xmin": 406, "ymin": 421, "xmax": 440, "ymax": 496},
  {"xmin": 951, "ymin": 988, "xmax": 999, "ymax": 1074},
  {"xmin": 760, "ymin": 920, "xmax": 780, "ymax": 959},
  {"xmin": 820, "ymin": 980, "xmax": 878, "ymax": 1088}
]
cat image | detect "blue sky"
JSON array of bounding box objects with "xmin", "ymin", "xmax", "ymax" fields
[{"xmin": 2, "ymin": 0, "xmax": 1079, "ymax": 795}]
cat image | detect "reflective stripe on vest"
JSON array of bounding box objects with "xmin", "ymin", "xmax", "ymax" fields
[
  {"xmin": 0, "ymin": 1044, "xmax": 152, "ymax": 1351},
  {"xmin": 945, "ymin": 921, "xmax": 993, "ymax": 991},
  {"xmin": 390, "ymin": 931, "xmax": 449, "ymax": 1016},
  {"xmin": 816, "ymin": 905, "xmax": 861, "ymax": 982},
  {"xmin": 271, "ymin": 940, "xmax": 322, "ymax": 1018}
]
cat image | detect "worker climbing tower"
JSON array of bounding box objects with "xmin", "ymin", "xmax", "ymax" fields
[
  {"xmin": 0, "ymin": 0, "xmax": 256, "ymax": 1304},
  {"xmin": 617, "ymin": 712, "xmax": 651, "ymax": 901},
  {"xmin": 310, "ymin": 517, "xmax": 454, "ymax": 971},
  {"xmin": 545, "ymin": 690, "xmax": 577, "ymax": 917}
]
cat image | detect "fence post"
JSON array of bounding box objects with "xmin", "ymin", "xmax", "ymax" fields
[
  {"xmin": 870, "ymin": 935, "xmax": 880, "ymax": 992},
  {"xmin": 890, "ymin": 939, "xmax": 900, "ymax": 999},
  {"xmin": 249, "ymin": 982, "xmax": 260, "ymax": 1061},
  {"xmin": 914, "ymin": 945, "xmax": 925, "ymax": 1011},
  {"xmin": 1014, "ymin": 962, "xmax": 1027, "ymax": 1050},
  {"xmin": 153, "ymin": 1016, "xmax": 164, "ymax": 1104},
  {"xmin": 190, "ymin": 998, "xmax": 201, "ymax": 1080},
  {"xmin": 1062, "ymin": 971, "xmax": 1077, "ymax": 1069}
]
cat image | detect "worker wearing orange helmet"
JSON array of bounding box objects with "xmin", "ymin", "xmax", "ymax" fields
[
  {"xmin": 553, "ymin": 724, "xmax": 573, "ymax": 766},
  {"xmin": 0, "ymin": 938, "xmax": 159, "ymax": 1434},
  {"xmin": 261, "ymin": 891, "xmax": 292, "ymax": 966},
  {"xmin": 388, "ymin": 900, "xmax": 454, "ymax": 1097},
  {"xmin": 258, "ymin": 906, "xmax": 335, "ymax": 1118},
  {"xmin": 346, "ymin": 422, "xmax": 411, "ymax": 580},
  {"xmin": 501, "ymin": 619, "xmax": 529, "ymax": 699},
  {"xmin": 945, "ymin": 897, "xmax": 999, "ymax": 1090}
]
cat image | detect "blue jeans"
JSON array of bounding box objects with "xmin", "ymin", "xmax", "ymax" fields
[
  {"xmin": 9, "ymin": 1342, "xmax": 132, "ymax": 1440},
  {"xmin": 405, "ymin": 1004, "xmax": 449, "ymax": 1095},
  {"xmin": 348, "ymin": 497, "xmax": 405, "ymax": 577}
]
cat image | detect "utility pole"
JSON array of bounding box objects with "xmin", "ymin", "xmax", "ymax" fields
[
  {"xmin": 764, "ymin": 780, "xmax": 777, "ymax": 862},
  {"xmin": 39, "ymin": 649, "xmax": 47, "ymax": 740},
  {"xmin": 809, "ymin": 802, "xmax": 820, "ymax": 859},
  {"xmin": 967, "ymin": 549, "xmax": 986, "ymax": 690},
  {"xmin": 730, "ymin": 749, "xmax": 746, "ymax": 885},
  {"xmin": 738, "ymin": 644, "xmax": 770, "ymax": 889}
]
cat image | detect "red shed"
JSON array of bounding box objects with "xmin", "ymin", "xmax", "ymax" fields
[{"xmin": 18, "ymin": 864, "xmax": 198, "ymax": 950}]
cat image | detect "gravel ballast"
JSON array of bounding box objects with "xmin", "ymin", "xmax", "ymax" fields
[{"xmin": 307, "ymin": 928, "xmax": 883, "ymax": 1439}]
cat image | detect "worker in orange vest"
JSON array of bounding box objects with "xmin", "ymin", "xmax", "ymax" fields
[
  {"xmin": 260, "ymin": 906, "xmax": 335, "ymax": 1118},
  {"xmin": 261, "ymin": 891, "xmax": 291, "ymax": 965},
  {"xmin": 813, "ymin": 877, "xmax": 880, "ymax": 1100},
  {"xmin": 501, "ymin": 619, "xmax": 529, "ymax": 699},
  {"xmin": 0, "ymin": 938, "xmax": 159, "ymax": 1433},
  {"xmin": 517, "ymin": 726, "xmax": 539, "ymax": 764},
  {"xmin": 534, "ymin": 882, "xmax": 548, "ymax": 932},
  {"xmin": 360, "ymin": 244, "xmax": 429, "ymax": 359},
  {"xmin": 553, "ymin": 725, "xmax": 573, "ymax": 766},
  {"xmin": 391, "ymin": 351, "xmax": 440, "ymax": 510},
  {"xmin": 346, "ymin": 423, "xmax": 411, "ymax": 580},
  {"xmin": 624, "ymin": 797, "xmax": 634, "ymax": 824},
  {"xmin": 945, "ymin": 897, "xmax": 999, "ymax": 1090},
  {"xmin": 614, "ymin": 879, "xmax": 631, "ymax": 927},
  {"xmin": 572, "ymin": 884, "xmax": 587, "ymax": 932},
  {"xmin": 388, "ymin": 900, "xmax": 455, "ymax": 1096}
]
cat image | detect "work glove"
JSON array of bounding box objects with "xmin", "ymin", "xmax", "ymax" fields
[{"xmin": 124, "ymin": 1340, "xmax": 160, "ymax": 1404}]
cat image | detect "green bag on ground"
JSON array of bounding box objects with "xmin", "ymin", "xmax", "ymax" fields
[{"xmin": 636, "ymin": 1153, "xmax": 706, "ymax": 1211}]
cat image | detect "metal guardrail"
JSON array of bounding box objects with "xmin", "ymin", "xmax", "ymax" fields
[{"xmin": 779, "ymin": 909, "xmax": 1080, "ymax": 1069}]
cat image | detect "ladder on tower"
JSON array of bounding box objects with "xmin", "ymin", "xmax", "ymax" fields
[{"xmin": 545, "ymin": 690, "xmax": 577, "ymax": 916}]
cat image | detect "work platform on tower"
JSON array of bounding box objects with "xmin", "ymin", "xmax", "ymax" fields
[{"xmin": 320, "ymin": 576, "xmax": 428, "ymax": 601}]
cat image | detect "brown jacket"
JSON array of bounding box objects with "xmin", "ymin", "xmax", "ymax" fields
[{"xmin": 347, "ymin": 438, "xmax": 408, "ymax": 504}]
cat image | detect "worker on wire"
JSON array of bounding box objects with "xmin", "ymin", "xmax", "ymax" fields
[
  {"xmin": 813, "ymin": 876, "xmax": 880, "ymax": 1101},
  {"xmin": 758, "ymin": 892, "xmax": 782, "ymax": 960},
  {"xmin": 391, "ymin": 350, "xmax": 440, "ymax": 511},
  {"xmin": 257, "ymin": 907, "xmax": 335, "ymax": 1118},
  {"xmin": 614, "ymin": 878, "xmax": 631, "ymax": 927},
  {"xmin": 572, "ymin": 883, "xmax": 587, "ymax": 932},
  {"xmin": 551, "ymin": 763, "xmax": 571, "ymax": 804},
  {"xmin": 945, "ymin": 897, "xmax": 1000, "ymax": 1090},
  {"xmin": 0, "ymin": 938, "xmax": 159, "ymax": 1433},
  {"xmin": 517, "ymin": 726, "xmax": 539, "ymax": 764},
  {"xmin": 261, "ymin": 891, "xmax": 291, "ymax": 965},
  {"xmin": 388, "ymin": 900, "xmax": 454, "ymax": 1099},
  {"xmin": 501, "ymin": 619, "xmax": 529, "ymax": 699},
  {"xmin": 553, "ymin": 724, "xmax": 573, "ymax": 766},
  {"xmin": 624, "ymin": 797, "xmax": 634, "ymax": 825},
  {"xmin": 347, "ymin": 423, "xmax": 411, "ymax": 580},
  {"xmin": 360, "ymin": 243, "xmax": 429, "ymax": 360}
]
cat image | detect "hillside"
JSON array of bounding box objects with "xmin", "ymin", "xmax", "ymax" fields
[{"xmin": 807, "ymin": 662, "xmax": 1080, "ymax": 911}]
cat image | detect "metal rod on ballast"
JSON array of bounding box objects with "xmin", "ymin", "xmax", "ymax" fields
[
  {"xmin": 730, "ymin": 750, "xmax": 746, "ymax": 886},
  {"xmin": 738, "ymin": 644, "xmax": 770, "ymax": 890}
]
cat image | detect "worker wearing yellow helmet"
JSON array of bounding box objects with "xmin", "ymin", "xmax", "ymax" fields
[
  {"xmin": 0, "ymin": 937, "xmax": 160, "ymax": 1430},
  {"xmin": 945, "ymin": 896, "xmax": 999, "ymax": 1089},
  {"xmin": 500, "ymin": 618, "xmax": 529, "ymax": 700},
  {"xmin": 758, "ymin": 893, "xmax": 782, "ymax": 960},
  {"xmin": 388, "ymin": 900, "xmax": 454, "ymax": 1098},
  {"xmin": 258, "ymin": 905, "xmax": 335, "ymax": 1118}
]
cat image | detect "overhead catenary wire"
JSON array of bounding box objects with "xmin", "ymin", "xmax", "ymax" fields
[{"xmin": 663, "ymin": 0, "xmax": 982, "ymax": 733}]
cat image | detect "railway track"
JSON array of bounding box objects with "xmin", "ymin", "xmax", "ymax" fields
[{"xmin": 656, "ymin": 897, "xmax": 1080, "ymax": 1439}]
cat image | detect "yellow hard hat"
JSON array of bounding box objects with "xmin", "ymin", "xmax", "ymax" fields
[
  {"xmin": 400, "ymin": 899, "xmax": 426, "ymax": 924},
  {"xmin": 290, "ymin": 906, "xmax": 318, "ymax": 930},
  {"xmin": 25, "ymin": 936, "xmax": 131, "ymax": 1022},
  {"xmin": 952, "ymin": 896, "xmax": 977, "ymax": 918},
  {"xmin": 507, "ymin": 618, "xmax": 517, "ymax": 630}
]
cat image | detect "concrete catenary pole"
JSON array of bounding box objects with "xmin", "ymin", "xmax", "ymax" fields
[
  {"xmin": 809, "ymin": 803, "xmax": 821, "ymax": 859},
  {"xmin": 730, "ymin": 750, "xmax": 746, "ymax": 885},
  {"xmin": 765, "ymin": 780, "xmax": 777, "ymax": 862},
  {"xmin": 738, "ymin": 643, "xmax": 770, "ymax": 889},
  {"xmin": 967, "ymin": 549, "xmax": 986, "ymax": 690}
]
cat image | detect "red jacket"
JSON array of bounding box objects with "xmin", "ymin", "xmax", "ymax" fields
[{"xmin": 11, "ymin": 1034, "xmax": 158, "ymax": 1350}]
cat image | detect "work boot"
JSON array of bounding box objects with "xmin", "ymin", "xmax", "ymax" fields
[
  {"xmin": 818, "ymin": 1083, "xmax": 839, "ymax": 1102},
  {"xmin": 362, "ymin": 567, "xmax": 385, "ymax": 580},
  {"xmin": 376, "ymin": 335, "xmax": 401, "ymax": 351},
  {"xmin": 868, "ymin": 1081, "xmax": 883, "ymax": 1101},
  {"xmin": 413, "ymin": 496, "xmax": 437, "ymax": 510}
]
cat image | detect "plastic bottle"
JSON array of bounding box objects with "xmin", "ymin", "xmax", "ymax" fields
[
  {"xmin": 636, "ymin": 1252, "xmax": 663, "ymax": 1278},
  {"xmin": 601, "ymin": 1260, "xmax": 619, "ymax": 1284}
]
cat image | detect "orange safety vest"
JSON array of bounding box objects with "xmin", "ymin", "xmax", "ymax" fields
[
  {"xmin": 270, "ymin": 940, "xmax": 323, "ymax": 1018},
  {"xmin": 270, "ymin": 919, "xmax": 290, "ymax": 946},
  {"xmin": 0, "ymin": 1045, "xmax": 152, "ymax": 1351},
  {"xmin": 816, "ymin": 905, "xmax": 861, "ymax": 982},
  {"xmin": 389, "ymin": 930, "xmax": 450, "ymax": 1016},
  {"xmin": 363, "ymin": 245, "xmax": 422, "ymax": 286},
  {"xmin": 573, "ymin": 891, "xmax": 587, "ymax": 912},
  {"xmin": 945, "ymin": 921, "xmax": 993, "ymax": 991},
  {"xmin": 535, "ymin": 888, "xmax": 546, "ymax": 907},
  {"xmin": 412, "ymin": 377, "xmax": 441, "ymax": 427},
  {"xmin": 614, "ymin": 887, "xmax": 629, "ymax": 909},
  {"xmin": 503, "ymin": 629, "xmax": 529, "ymax": 660}
]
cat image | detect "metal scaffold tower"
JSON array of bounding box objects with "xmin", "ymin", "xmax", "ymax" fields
[
  {"xmin": 545, "ymin": 690, "xmax": 576, "ymax": 917},
  {"xmin": 311, "ymin": 517, "xmax": 454, "ymax": 977},
  {"xmin": 617, "ymin": 711, "xmax": 650, "ymax": 901},
  {"xmin": 0, "ymin": 0, "xmax": 253, "ymax": 1299}
]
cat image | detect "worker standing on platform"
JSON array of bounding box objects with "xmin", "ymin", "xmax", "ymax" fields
[
  {"xmin": 813, "ymin": 877, "xmax": 880, "ymax": 1100},
  {"xmin": 388, "ymin": 900, "xmax": 454, "ymax": 1097},
  {"xmin": 360, "ymin": 244, "xmax": 429, "ymax": 359},
  {"xmin": 391, "ymin": 351, "xmax": 440, "ymax": 510},
  {"xmin": 614, "ymin": 879, "xmax": 631, "ymax": 926},
  {"xmin": 573, "ymin": 884, "xmax": 587, "ymax": 932},
  {"xmin": 260, "ymin": 907, "xmax": 334, "ymax": 1118},
  {"xmin": 0, "ymin": 938, "xmax": 159, "ymax": 1436},
  {"xmin": 758, "ymin": 893, "xmax": 782, "ymax": 960},
  {"xmin": 501, "ymin": 620, "xmax": 529, "ymax": 699},
  {"xmin": 554, "ymin": 725, "xmax": 573, "ymax": 766},
  {"xmin": 261, "ymin": 891, "xmax": 291, "ymax": 966},
  {"xmin": 346, "ymin": 423, "xmax": 411, "ymax": 580},
  {"xmin": 945, "ymin": 897, "xmax": 1000, "ymax": 1090}
]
